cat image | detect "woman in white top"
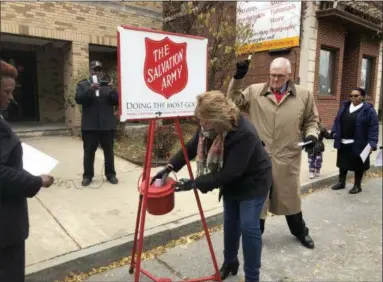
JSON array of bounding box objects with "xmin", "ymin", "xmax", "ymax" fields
[{"xmin": 330, "ymin": 87, "xmax": 379, "ymax": 194}]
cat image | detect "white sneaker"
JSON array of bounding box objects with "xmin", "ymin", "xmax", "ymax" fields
[
  {"xmin": 315, "ymin": 171, "xmax": 320, "ymax": 177},
  {"xmin": 309, "ymin": 172, "xmax": 315, "ymax": 179}
]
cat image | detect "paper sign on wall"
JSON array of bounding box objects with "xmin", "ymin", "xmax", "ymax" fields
[{"xmin": 117, "ymin": 26, "xmax": 208, "ymax": 121}]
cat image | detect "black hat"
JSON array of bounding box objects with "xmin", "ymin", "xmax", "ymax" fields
[{"xmin": 90, "ymin": 60, "xmax": 102, "ymax": 69}]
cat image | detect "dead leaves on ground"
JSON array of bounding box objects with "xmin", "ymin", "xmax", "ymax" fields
[{"xmin": 59, "ymin": 225, "xmax": 223, "ymax": 282}]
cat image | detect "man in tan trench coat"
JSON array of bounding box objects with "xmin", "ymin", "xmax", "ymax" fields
[{"xmin": 227, "ymin": 57, "xmax": 319, "ymax": 249}]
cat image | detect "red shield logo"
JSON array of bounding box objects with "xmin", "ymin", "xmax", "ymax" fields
[{"xmin": 144, "ymin": 37, "xmax": 188, "ymax": 99}]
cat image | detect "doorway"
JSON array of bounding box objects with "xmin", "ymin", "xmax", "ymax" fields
[{"xmin": 0, "ymin": 50, "xmax": 39, "ymax": 122}]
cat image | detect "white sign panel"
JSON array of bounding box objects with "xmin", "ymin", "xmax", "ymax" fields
[
  {"xmin": 237, "ymin": 1, "xmax": 301, "ymax": 53},
  {"xmin": 117, "ymin": 26, "xmax": 208, "ymax": 121}
]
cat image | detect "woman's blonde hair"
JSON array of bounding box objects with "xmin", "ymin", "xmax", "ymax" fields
[{"xmin": 194, "ymin": 90, "xmax": 240, "ymax": 132}]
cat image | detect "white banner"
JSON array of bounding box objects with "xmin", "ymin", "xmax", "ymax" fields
[{"xmin": 237, "ymin": 1, "xmax": 301, "ymax": 53}]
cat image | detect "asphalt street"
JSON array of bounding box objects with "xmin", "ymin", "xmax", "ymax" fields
[{"xmin": 86, "ymin": 177, "xmax": 382, "ymax": 282}]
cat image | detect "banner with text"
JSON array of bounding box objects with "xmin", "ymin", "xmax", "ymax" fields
[
  {"xmin": 117, "ymin": 26, "xmax": 208, "ymax": 121},
  {"xmin": 237, "ymin": 1, "xmax": 301, "ymax": 54}
]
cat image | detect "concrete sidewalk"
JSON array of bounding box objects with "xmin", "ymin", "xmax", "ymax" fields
[
  {"xmin": 22, "ymin": 130, "xmax": 382, "ymax": 281},
  {"xmin": 86, "ymin": 177, "xmax": 383, "ymax": 282}
]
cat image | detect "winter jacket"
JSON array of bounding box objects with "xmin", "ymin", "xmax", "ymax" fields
[
  {"xmin": 331, "ymin": 101, "xmax": 379, "ymax": 155},
  {"xmin": 75, "ymin": 77, "xmax": 119, "ymax": 131},
  {"xmin": 311, "ymin": 124, "xmax": 332, "ymax": 154}
]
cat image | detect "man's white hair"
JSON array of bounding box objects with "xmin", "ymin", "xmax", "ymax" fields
[{"xmin": 270, "ymin": 57, "xmax": 292, "ymax": 74}]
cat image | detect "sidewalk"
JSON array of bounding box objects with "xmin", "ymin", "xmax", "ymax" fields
[
  {"xmin": 22, "ymin": 129, "xmax": 382, "ymax": 280},
  {"xmin": 86, "ymin": 177, "xmax": 383, "ymax": 282}
]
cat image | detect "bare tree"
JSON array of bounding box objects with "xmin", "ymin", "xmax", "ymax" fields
[{"xmin": 164, "ymin": 1, "xmax": 254, "ymax": 91}]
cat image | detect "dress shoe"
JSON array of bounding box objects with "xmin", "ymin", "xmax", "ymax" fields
[
  {"xmin": 331, "ymin": 182, "xmax": 345, "ymax": 190},
  {"xmin": 82, "ymin": 178, "xmax": 92, "ymax": 186},
  {"xmin": 219, "ymin": 259, "xmax": 239, "ymax": 280},
  {"xmin": 107, "ymin": 176, "xmax": 118, "ymax": 184},
  {"xmin": 349, "ymin": 185, "xmax": 362, "ymax": 194},
  {"xmin": 298, "ymin": 235, "xmax": 315, "ymax": 249}
]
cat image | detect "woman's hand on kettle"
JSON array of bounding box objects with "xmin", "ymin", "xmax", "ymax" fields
[{"xmin": 150, "ymin": 164, "xmax": 173, "ymax": 185}]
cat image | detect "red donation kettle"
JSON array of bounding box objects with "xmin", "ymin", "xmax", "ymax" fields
[{"xmin": 139, "ymin": 177, "xmax": 176, "ymax": 216}]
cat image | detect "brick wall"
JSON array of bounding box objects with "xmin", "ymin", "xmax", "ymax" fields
[
  {"xmin": 1, "ymin": 2, "xmax": 162, "ymax": 126},
  {"xmin": 340, "ymin": 33, "xmax": 360, "ymax": 102},
  {"xmin": 241, "ymin": 47, "xmax": 301, "ymax": 87},
  {"xmin": 0, "ymin": 2, "xmax": 162, "ymax": 46},
  {"xmin": 314, "ymin": 19, "xmax": 346, "ymax": 128}
]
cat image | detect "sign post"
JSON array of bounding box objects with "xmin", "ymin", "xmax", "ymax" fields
[{"xmin": 117, "ymin": 25, "xmax": 222, "ymax": 282}]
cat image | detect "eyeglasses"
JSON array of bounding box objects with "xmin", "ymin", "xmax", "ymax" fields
[
  {"xmin": 349, "ymin": 95, "xmax": 360, "ymax": 98},
  {"xmin": 270, "ymin": 74, "xmax": 286, "ymax": 79}
]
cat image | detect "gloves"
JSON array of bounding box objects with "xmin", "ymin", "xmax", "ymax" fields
[
  {"xmin": 150, "ymin": 164, "xmax": 173, "ymax": 185},
  {"xmin": 304, "ymin": 135, "xmax": 318, "ymax": 153},
  {"xmin": 234, "ymin": 59, "xmax": 250, "ymax": 79},
  {"xmin": 173, "ymin": 178, "xmax": 196, "ymax": 192}
]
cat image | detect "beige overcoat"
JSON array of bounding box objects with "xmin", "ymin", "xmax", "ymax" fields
[{"xmin": 227, "ymin": 78, "xmax": 319, "ymax": 218}]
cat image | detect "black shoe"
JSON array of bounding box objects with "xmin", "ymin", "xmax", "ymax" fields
[
  {"xmin": 331, "ymin": 182, "xmax": 345, "ymax": 190},
  {"xmin": 297, "ymin": 235, "xmax": 315, "ymax": 249},
  {"xmin": 107, "ymin": 176, "xmax": 118, "ymax": 184},
  {"xmin": 82, "ymin": 178, "xmax": 92, "ymax": 186},
  {"xmin": 349, "ymin": 185, "xmax": 362, "ymax": 194},
  {"xmin": 219, "ymin": 259, "xmax": 239, "ymax": 280}
]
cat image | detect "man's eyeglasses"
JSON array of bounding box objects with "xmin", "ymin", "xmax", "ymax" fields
[
  {"xmin": 349, "ymin": 95, "xmax": 360, "ymax": 98},
  {"xmin": 270, "ymin": 74, "xmax": 286, "ymax": 79}
]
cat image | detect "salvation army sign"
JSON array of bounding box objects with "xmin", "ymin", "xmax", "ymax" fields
[
  {"xmin": 117, "ymin": 26, "xmax": 208, "ymax": 121},
  {"xmin": 144, "ymin": 37, "xmax": 188, "ymax": 99}
]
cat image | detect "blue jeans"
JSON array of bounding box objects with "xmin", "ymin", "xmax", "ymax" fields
[{"xmin": 223, "ymin": 195, "xmax": 266, "ymax": 282}]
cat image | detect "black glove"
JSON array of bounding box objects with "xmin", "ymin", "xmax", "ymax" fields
[
  {"xmin": 304, "ymin": 135, "xmax": 318, "ymax": 153},
  {"xmin": 173, "ymin": 178, "xmax": 196, "ymax": 192},
  {"xmin": 234, "ymin": 59, "xmax": 250, "ymax": 79},
  {"xmin": 197, "ymin": 186, "xmax": 212, "ymax": 194},
  {"xmin": 150, "ymin": 165, "xmax": 172, "ymax": 185}
]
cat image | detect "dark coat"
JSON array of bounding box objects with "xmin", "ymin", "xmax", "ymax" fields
[
  {"xmin": 311, "ymin": 124, "xmax": 332, "ymax": 154},
  {"xmin": 0, "ymin": 118, "xmax": 43, "ymax": 248},
  {"xmin": 75, "ymin": 78, "xmax": 119, "ymax": 131},
  {"xmin": 331, "ymin": 101, "xmax": 379, "ymax": 155},
  {"xmin": 169, "ymin": 115, "xmax": 272, "ymax": 201}
]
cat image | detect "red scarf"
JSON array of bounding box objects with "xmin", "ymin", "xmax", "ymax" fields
[{"xmin": 273, "ymin": 89, "xmax": 287, "ymax": 103}]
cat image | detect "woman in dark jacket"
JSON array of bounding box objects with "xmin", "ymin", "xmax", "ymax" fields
[
  {"xmin": 0, "ymin": 60, "xmax": 54, "ymax": 282},
  {"xmin": 151, "ymin": 91, "xmax": 272, "ymax": 282},
  {"xmin": 331, "ymin": 87, "xmax": 379, "ymax": 194}
]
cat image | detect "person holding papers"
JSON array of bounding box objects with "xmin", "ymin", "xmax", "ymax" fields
[
  {"xmin": 151, "ymin": 91, "xmax": 272, "ymax": 282},
  {"xmin": 75, "ymin": 60, "xmax": 119, "ymax": 186},
  {"xmin": 227, "ymin": 57, "xmax": 319, "ymax": 249},
  {"xmin": 0, "ymin": 60, "xmax": 54, "ymax": 282},
  {"xmin": 330, "ymin": 87, "xmax": 379, "ymax": 194}
]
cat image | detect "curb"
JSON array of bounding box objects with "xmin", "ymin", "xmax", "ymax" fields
[{"xmin": 25, "ymin": 166, "xmax": 382, "ymax": 282}]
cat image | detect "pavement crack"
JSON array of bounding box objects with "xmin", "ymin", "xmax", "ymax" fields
[
  {"xmin": 35, "ymin": 196, "xmax": 82, "ymax": 249},
  {"xmin": 156, "ymin": 257, "xmax": 187, "ymax": 280}
]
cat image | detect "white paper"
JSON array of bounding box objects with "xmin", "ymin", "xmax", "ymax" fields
[
  {"xmin": 360, "ymin": 144, "xmax": 372, "ymax": 163},
  {"xmin": 92, "ymin": 75, "xmax": 99, "ymax": 97},
  {"xmin": 298, "ymin": 140, "xmax": 313, "ymax": 147},
  {"xmin": 22, "ymin": 143, "xmax": 58, "ymax": 176},
  {"xmin": 375, "ymin": 149, "xmax": 383, "ymax": 167}
]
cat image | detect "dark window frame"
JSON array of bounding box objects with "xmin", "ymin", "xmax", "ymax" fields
[
  {"xmin": 318, "ymin": 47, "xmax": 337, "ymax": 96},
  {"xmin": 360, "ymin": 56, "xmax": 374, "ymax": 96}
]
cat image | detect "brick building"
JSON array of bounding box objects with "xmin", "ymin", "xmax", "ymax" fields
[
  {"xmin": 299, "ymin": 1, "xmax": 382, "ymax": 128},
  {"xmin": 165, "ymin": 1, "xmax": 383, "ymax": 128},
  {"xmin": 0, "ymin": 2, "xmax": 162, "ymax": 131}
]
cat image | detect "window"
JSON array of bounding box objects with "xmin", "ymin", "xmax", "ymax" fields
[
  {"xmin": 318, "ymin": 48, "xmax": 336, "ymax": 95},
  {"xmin": 360, "ymin": 57, "xmax": 373, "ymax": 96}
]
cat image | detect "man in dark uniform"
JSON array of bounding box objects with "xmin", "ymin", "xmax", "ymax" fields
[{"xmin": 75, "ymin": 60, "xmax": 119, "ymax": 186}]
